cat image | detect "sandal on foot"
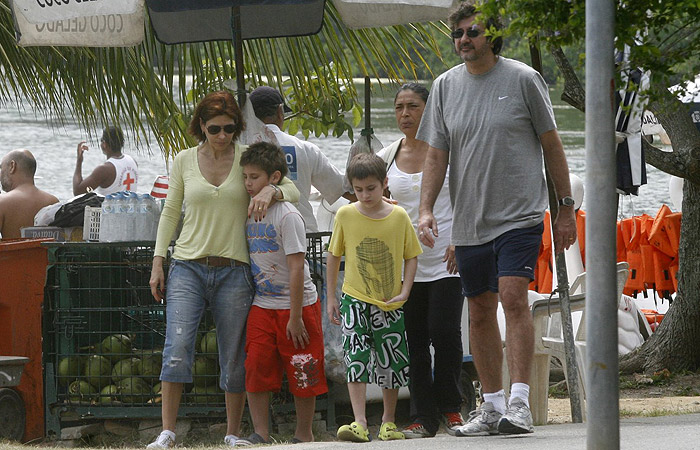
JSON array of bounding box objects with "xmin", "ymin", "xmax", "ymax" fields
[
  {"xmin": 378, "ymin": 422, "xmax": 405, "ymax": 441},
  {"xmin": 337, "ymin": 422, "xmax": 370, "ymax": 442},
  {"xmin": 234, "ymin": 433, "xmax": 268, "ymax": 447}
]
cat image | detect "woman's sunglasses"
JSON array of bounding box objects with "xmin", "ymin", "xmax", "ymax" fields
[
  {"xmin": 206, "ymin": 124, "xmax": 236, "ymax": 134},
  {"xmin": 451, "ymin": 28, "xmax": 482, "ymax": 39}
]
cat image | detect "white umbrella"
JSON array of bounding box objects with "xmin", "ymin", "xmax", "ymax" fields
[
  {"xmin": 10, "ymin": 0, "xmax": 457, "ymax": 121},
  {"xmin": 10, "ymin": 0, "xmax": 457, "ymax": 48}
]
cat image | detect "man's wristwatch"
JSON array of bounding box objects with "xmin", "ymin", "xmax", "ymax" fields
[
  {"xmin": 269, "ymin": 183, "xmax": 281, "ymax": 199},
  {"xmin": 558, "ymin": 196, "xmax": 575, "ymax": 207}
]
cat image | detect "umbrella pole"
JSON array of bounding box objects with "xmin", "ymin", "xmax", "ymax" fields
[
  {"xmin": 364, "ymin": 75, "xmax": 372, "ymax": 148},
  {"xmin": 529, "ymin": 38, "xmax": 583, "ymax": 423},
  {"xmin": 232, "ymin": 6, "xmax": 246, "ymax": 107}
]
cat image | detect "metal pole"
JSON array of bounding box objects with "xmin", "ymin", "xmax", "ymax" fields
[
  {"xmin": 364, "ymin": 75, "xmax": 372, "ymax": 148},
  {"xmin": 232, "ymin": 6, "xmax": 246, "ymax": 107},
  {"xmin": 585, "ymin": 0, "xmax": 619, "ymax": 448},
  {"xmin": 531, "ymin": 37, "xmax": 583, "ymax": 423},
  {"xmin": 549, "ymin": 198, "xmax": 584, "ymax": 423}
]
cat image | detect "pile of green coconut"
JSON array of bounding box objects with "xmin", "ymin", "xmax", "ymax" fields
[{"xmin": 57, "ymin": 329, "xmax": 223, "ymax": 405}]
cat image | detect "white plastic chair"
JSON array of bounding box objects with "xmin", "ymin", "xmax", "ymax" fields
[{"xmin": 533, "ymin": 261, "xmax": 630, "ymax": 424}]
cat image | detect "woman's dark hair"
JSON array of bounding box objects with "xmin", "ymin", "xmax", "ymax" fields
[
  {"xmin": 448, "ymin": 1, "xmax": 504, "ymax": 55},
  {"xmin": 102, "ymin": 126, "xmax": 124, "ymax": 153},
  {"xmin": 188, "ymin": 90, "xmax": 245, "ymax": 143},
  {"xmin": 394, "ymin": 83, "xmax": 429, "ymax": 104}
]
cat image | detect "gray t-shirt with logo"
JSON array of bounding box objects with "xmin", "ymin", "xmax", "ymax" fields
[{"xmin": 417, "ymin": 56, "xmax": 557, "ymax": 246}]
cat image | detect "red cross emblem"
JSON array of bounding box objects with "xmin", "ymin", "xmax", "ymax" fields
[{"xmin": 123, "ymin": 173, "xmax": 135, "ymax": 191}]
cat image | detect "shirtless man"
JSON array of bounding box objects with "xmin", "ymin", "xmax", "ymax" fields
[{"xmin": 0, "ymin": 149, "xmax": 59, "ymax": 239}]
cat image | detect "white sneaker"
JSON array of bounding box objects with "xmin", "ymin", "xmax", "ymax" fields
[
  {"xmin": 455, "ymin": 402, "xmax": 502, "ymax": 436},
  {"xmin": 498, "ymin": 397, "xmax": 534, "ymax": 434},
  {"xmin": 224, "ymin": 434, "xmax": 239, "ymax": 447},
  {"xmin": 147, "ymin": 430, "xmax": 176, "ymax": 448}
]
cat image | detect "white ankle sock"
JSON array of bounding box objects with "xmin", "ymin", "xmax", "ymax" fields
[
  {"xmin": 509, "ymin": 383, "xmax": 531, "ymax": 407},
  {"xmin": 483, "ymin": 389, "xmax": 507, "ymax": 414}
]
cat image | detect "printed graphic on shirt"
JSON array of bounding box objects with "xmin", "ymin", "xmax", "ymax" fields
[
  {"xmin": 356, "ymin": 237, "xmax": 395, "ymax": 300},
  {"xmin": 247, "ymin": 222, "xmax": 279, "ymax": 253},
  {"xmin": 282, "ymin": 145, "xmax": 298, "ymax": 181},
  {"xmin": 290, "ymin": 353, "xmax": 321, "ymax": 390},
  {"xmin": 247, "ymin": 222, "xmax": 284, "ymax": 297},
  {"xmin": 120, "ymin": 170, "xmax": 137, "ymax": 191}
]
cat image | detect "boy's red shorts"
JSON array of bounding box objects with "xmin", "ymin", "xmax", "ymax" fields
[{"xmin": 244, "ymin": 301, "xmax": 328, "ymax": 397}]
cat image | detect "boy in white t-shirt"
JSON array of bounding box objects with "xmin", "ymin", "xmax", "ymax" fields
[{"xmin": 237, "ymin": 142, "xmax": 327, "ymax": 446}]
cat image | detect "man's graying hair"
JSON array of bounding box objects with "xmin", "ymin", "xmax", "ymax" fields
[{"xmin": 448, "ymin": 1, "xmax": 504, "ymax": 55}]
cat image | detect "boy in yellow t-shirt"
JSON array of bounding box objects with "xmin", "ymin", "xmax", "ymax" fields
[{"xmin": 326, "ymin": 153, "xmax": 422, "ymax": 442}]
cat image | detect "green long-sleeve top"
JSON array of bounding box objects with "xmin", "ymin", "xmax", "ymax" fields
[{"xmin": 154, "ymin": 144, "xmax": 300, "ymax": 262}]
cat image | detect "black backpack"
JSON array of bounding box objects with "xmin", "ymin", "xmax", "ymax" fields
[{"xmin": 49, "ymin": 192, "xmax": 105, "ymax": 227}]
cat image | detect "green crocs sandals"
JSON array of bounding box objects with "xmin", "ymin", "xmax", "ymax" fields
[
  {"xmin": 337, "ymin": 422, "xmax": 370, "ymax": 442},
  {"xmin": 378, "ymin": 422, "xmax": 405, "ymax": 441}
]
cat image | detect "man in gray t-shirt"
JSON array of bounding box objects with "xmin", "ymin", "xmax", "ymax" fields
[{"xmin": 416, "ymin": 1, "xmax": 578, "ymax": 437}]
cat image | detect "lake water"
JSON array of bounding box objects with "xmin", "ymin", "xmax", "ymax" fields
[{"xmin": 0, "ymin": 85, "xmax": 673, "ymax": 217}]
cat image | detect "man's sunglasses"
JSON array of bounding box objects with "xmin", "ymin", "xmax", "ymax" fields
[
  {"xmin": 451, "ymin": 28, "xmax": 482, "ymax": 39},
  {"xmin": 206, "ymin": 124, "xmax": 236, "ymax": 134}
]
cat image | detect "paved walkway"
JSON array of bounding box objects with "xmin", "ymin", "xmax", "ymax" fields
[{"xmin": 268, "ymin": 413, "xmax": 700, "ymax": 449}]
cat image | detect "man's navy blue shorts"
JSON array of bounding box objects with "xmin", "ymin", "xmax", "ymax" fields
[{"xmin": 455, "ymin": 222, "xmax": 544, "ymax": 298}]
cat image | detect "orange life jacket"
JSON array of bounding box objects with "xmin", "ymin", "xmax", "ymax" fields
[
  {"xmin": 648, "ymin": 204, "xmax": 675, "ymax": 257},
  {"xmin": 666, "ymin": 212, "xmax": 681, "ymax": 255},
  {"xmin": 653, "ymin": 250, "xmax": 675, "ymax": 299},
  {"xmin": 530, "ymin": 211, "xmax": 553, "ymax": 293},
  {"xmin": 620, "ymin": 216, "xmax": 645, "ymax": 296},
  {"xmin": 619, "ymin": 207, "xmax": 682, "ymax": 298}
]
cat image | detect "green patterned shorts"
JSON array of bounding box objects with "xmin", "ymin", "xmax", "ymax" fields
[{"xmin": 340, "ymin": 293, "xmax": 410, "ymax": 388}]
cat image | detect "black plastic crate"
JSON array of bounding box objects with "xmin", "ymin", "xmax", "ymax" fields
[
  {"xmin": 306, "ymin": 231, "xmax": 331, "ymax": 293},
  {"xmin": 42, "ymin": 236, "xmax": 335, "ymax": 435},
  {"xmin": 42, "ymin": 242, "xmax": 224, "ymax": 436}
]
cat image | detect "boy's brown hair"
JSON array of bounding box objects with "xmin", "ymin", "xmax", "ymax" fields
[
  {"xmin": 240, "ymin": 141, "xmax": 288, "ymax": 178},
  {"xmin": 345, "ymin": 153, "xmax": 386, "ymax": 185}
]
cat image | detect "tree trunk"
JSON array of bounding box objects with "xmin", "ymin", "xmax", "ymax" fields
[
  {"xmin": 644, "ymin": 90, "xmax": 700, "ymax": 184},
  {"xmin": 549, "ymin": 45, "xmax": 585, "ymax": 111},
  {"xmin": 620, "ymin": 179, "xmax": 700, "ymax": 373}
]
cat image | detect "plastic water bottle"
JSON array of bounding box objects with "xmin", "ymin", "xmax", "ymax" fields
[
  {"xmin": 125, "ymin": 191, "xmax": 139, "ymax": 240},
  {"xmin": 99, "ymin": 194, "xmax": 115, "ymax": 242},
  {"xmin": 138, "ymin": 194, "xmax": 159, "ymax": 241},
  {"xmin": 113, "ymin": 192, "xmax": 127, "ymax": 241}
]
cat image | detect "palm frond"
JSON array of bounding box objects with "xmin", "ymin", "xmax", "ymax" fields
[{"xmin": 0, "ymin": 0, "xmax": 449, "ymax": 158}]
